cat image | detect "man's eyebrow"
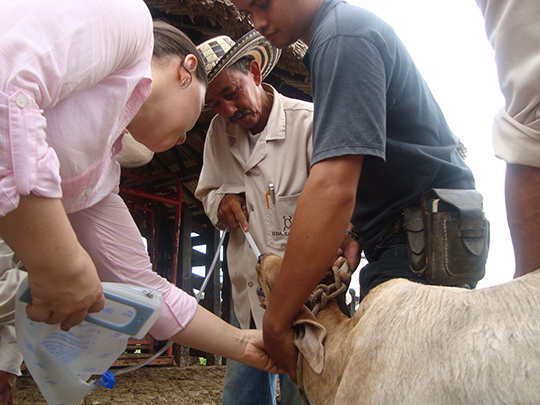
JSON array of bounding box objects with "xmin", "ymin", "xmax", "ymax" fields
[
  {"xmin": 238, "ymin": 0, "xmax": 256, "ymax": 11},
  {"xmin": 205, "ymin": 85, "xmax": 235, "ymax": 104},
  {"xmin": 219, "ymin": 85, "xmax": 234, "ymax": 96}
]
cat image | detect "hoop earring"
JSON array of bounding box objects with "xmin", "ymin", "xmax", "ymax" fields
[{"xmin": 180, "ymin": 76, "xmax": 192, "ymax": 89}]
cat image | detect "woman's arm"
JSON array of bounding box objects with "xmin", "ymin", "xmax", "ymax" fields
[
  {"xmin": 0, "ymin": 194, "xmax": 105, "ymax": 330},
  {"xmin": 170, "ymin": 305, "xmax": 285, "ymax": 374}
]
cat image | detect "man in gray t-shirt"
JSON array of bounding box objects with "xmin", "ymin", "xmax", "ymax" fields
[{"xmin": 232, "ymin": 0, "xmax": 477, "ymax": 379}]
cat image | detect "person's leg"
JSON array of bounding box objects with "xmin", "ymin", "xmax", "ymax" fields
[
  {"xmin": 0, "ymin": 369, "xmax": 16, "ymax": 405},
  {"xmin": 0, "ymin": 240, "xmax": 25, "ymax": 405},
  {"xmin": 222, "ymin": 359, "xmax": 277, "ymax": 405},
  {"xmin": 222, "ymin": 313, "xmax": 277, "ymax": 405},
  {"xmin": 278, "ymin": 373, "xmax": 302, "ymax": 405},
  {"xmin": 0, "ymin": 326, "xmax": 21, "ymax": 405},
  {"xmin": 505, "ymin": 163, "xmax": 540, "ymax": 277}
]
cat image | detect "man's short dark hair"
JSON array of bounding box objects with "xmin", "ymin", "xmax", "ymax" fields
[{"xmin": 229, "ymin": 55, "xmax": 255, "ymax": 75}]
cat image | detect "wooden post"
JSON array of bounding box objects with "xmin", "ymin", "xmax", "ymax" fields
[{"xmin": 174, "ymin": 207, "xmax": 193, "ymax": 366}]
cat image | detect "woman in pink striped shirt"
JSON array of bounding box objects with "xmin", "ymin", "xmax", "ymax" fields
[{"xmin": 0, "ymin": 0, "xmax": 283, "ymax": 385}]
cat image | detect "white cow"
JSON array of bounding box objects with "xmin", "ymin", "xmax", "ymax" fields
[{"xmin": 256, "ymin": 253, "xmax": 540, "ymax": 405}]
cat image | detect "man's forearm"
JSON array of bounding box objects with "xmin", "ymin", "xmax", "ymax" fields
[
  {"xmin": 505, "ymin": 164, "xmax": 540, "ymax": 277},
  {"xmin": 265, "ymin": 155, "xmax": 363, "ymax": 331}
]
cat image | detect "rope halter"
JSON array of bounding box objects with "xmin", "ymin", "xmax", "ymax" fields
[{"xmin": 308, "ymin": 264, "xmax": 348, "ymax": 316}]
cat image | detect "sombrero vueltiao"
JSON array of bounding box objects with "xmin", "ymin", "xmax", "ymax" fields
[{"xmin": 197, "ymin": 29, "xmax": 281, "ymax": 84}]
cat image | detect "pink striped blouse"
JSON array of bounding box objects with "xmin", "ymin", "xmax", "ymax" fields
[{"xmin": 0, "ymin": 0, "xmax": 154, "ymax": 215}]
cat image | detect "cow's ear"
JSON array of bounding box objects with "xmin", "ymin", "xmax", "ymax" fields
[{"xmin": 293, "ymin": 306, "xmax": 326, "ymax": 374}]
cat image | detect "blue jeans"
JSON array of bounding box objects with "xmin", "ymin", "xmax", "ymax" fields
[
  {"xmin": 359, "ymin": 233, "xmax": 429, "ymax": 301},
  {"xmin": 222, "ymin": 314, "xmax": 302, "ymax": 405}
]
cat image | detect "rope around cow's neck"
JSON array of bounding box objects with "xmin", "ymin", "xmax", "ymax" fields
[
  {"xmin": 296, "ymin": 265, "xmax": 348, "ymax": 405},
  {"xmin": 308, "ymin": 266, "xmax": 348, "ymax": 316}
]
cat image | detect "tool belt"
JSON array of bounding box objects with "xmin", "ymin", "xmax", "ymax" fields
[{"xmin": 403, "ymin": 189, "xmax": 490, "ymax": 286}]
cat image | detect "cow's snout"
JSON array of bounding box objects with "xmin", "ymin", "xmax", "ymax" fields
[{"xmin": 257, "ymin": 253, "xmax": 268, "ymax": 264}]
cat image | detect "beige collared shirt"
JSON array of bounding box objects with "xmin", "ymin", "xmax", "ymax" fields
[{"xmin": 196, "ymin": 85, "xmax": 313, "ymax": 329}]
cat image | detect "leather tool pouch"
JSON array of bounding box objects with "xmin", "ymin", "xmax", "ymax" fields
[
  {"xmin": 403, "ymin": 189, "xmax": 490, "ymax": 285},
  {"xmin": 403, "ymin": 206, "xmax": 426, "ymax": 277}
]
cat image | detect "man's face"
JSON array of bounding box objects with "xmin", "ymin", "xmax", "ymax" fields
[
  {"xmin": 231, "ymin": 0, "xmax": 317, "ymax": 48},
  {"xmin": 205, "ymin": 66, "xmax": 267, "ymax": 132}
]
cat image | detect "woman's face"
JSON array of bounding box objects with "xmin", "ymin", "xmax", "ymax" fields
[
  {"xmin": 165, "ymin": 74, "xmax": 206, "ymax": 149},
  {"xmin": 129, "ymin": 54, "xmax": 206, "ymax": 152}
]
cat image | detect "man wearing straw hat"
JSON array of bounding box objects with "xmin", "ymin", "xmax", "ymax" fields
[{"xmin": 196, "ymin": 30, "xmax": 312, "ymax": 405}]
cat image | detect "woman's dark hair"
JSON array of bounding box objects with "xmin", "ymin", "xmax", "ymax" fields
[{"xmin": 153, "ymin": 20, "xmax": 207, "ymax": 87}]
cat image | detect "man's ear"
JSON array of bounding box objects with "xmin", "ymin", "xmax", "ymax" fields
[{"xmin": 249, "ymin": 59, "xmax": 263, "ymax": 86}]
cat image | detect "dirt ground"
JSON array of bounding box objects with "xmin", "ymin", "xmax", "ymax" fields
[{"xmin": 14, "ymin": 365, "xmax": 226, "ymax": 405}]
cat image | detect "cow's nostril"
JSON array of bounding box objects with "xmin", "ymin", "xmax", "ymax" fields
[{"xmin": 257, "ymin": 253, "xmax": 267, "ymax": 264}]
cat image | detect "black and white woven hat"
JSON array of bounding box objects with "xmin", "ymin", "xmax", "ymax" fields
[{"xmin": 197, "ymin": 29, "xmax": 281, "ymax": 83}]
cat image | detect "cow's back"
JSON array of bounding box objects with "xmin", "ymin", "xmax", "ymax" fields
[{"xmin": 333, "ymin": 270, "xmax": 540, "ymax": 404}]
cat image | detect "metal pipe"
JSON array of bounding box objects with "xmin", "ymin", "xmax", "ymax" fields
[{"xmin": 113, "ymin": 228, "xmax": 228, "ymax": 377}]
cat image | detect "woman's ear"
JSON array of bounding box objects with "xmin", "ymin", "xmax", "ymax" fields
[
  {"xmin": 179, "ymin": 54, "xmax": 198, "ymax": 88},
  {"xmin": 184, "ymin": 54, "xmax": 198, "ymax": 73}
]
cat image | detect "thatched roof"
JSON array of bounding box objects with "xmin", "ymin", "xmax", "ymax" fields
[
  {"xmin": 147, "ymin": 0, "xmax": 309, "ymax": 76},
  {"xmin": 121, "ymin": 0, "xmax": 312, "ymax": 224},
  {"xmin": 147, "ymin": 0, "xmax": 311, "ymax": 94}
]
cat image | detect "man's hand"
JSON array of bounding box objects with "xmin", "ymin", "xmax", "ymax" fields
[
  {"xmin": 263, "ymin": 313, "xmax": 299, "ymax": 382},
  {"xmin": 217, "ymin": 194, "xmax": 249, "ymax": 231},
  {"xmin": 340, "ymin": 231, "xmax": 362, "ymax": 276},
  {"xmin": 261, "ymin": 156, "xmax": 364, "ymax": 383}
]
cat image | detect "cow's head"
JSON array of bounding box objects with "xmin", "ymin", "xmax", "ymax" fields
[{"xmin": 256, "ymin": 253, "xmax": 349, "ymax": 375}]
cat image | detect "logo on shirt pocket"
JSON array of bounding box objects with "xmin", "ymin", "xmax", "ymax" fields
[{"xmin": 265, "ymin": 193, "xmax": 301, "ymax": 249}]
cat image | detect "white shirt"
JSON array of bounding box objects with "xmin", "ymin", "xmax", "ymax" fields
[
  {"xmin": 475, "ymin": 0, "xmax": 540, "ymax": 166},
  {"xmin": 196, "ymin": 85, "xmax": 314, "ymax": 329}
]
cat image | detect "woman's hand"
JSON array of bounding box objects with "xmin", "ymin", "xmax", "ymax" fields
[
  {"xmin": 0, "ymin": 194, "xmax": 105, "ymax": 330},
  {"xmin": 239, "ymin": 329, "xmax": 287, "ymax": 375},
  {"xmin": 26, "ymin": 245, "xmax": 105, "ymax": 330},
  {"xmin": 171, "ymin": 306, "xmax": 286, "ymax": 374}
]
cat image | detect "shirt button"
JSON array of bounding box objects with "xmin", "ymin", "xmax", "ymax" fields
[
  {"xmin": 246, "ymin": 171, "xmax": 251, "ymax": 176},
  {"xmin": 15, "ymin": 94, "xmax": 27, "ymax": 108},
  {"xmin": 250, "ymin": 204, "xmax": 255, "ymax": 212},
  {"xmin": 248, "ymin": 282, "xmax": 254, "ymax": 288},
  {"xmin": 85, "ymin": 187, "xmax": 93, "ymax": 196}
]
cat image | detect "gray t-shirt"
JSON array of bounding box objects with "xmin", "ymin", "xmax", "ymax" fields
[{"xmin": 304, "ymin": 0, "xmax": 475, "ymax": 251}]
